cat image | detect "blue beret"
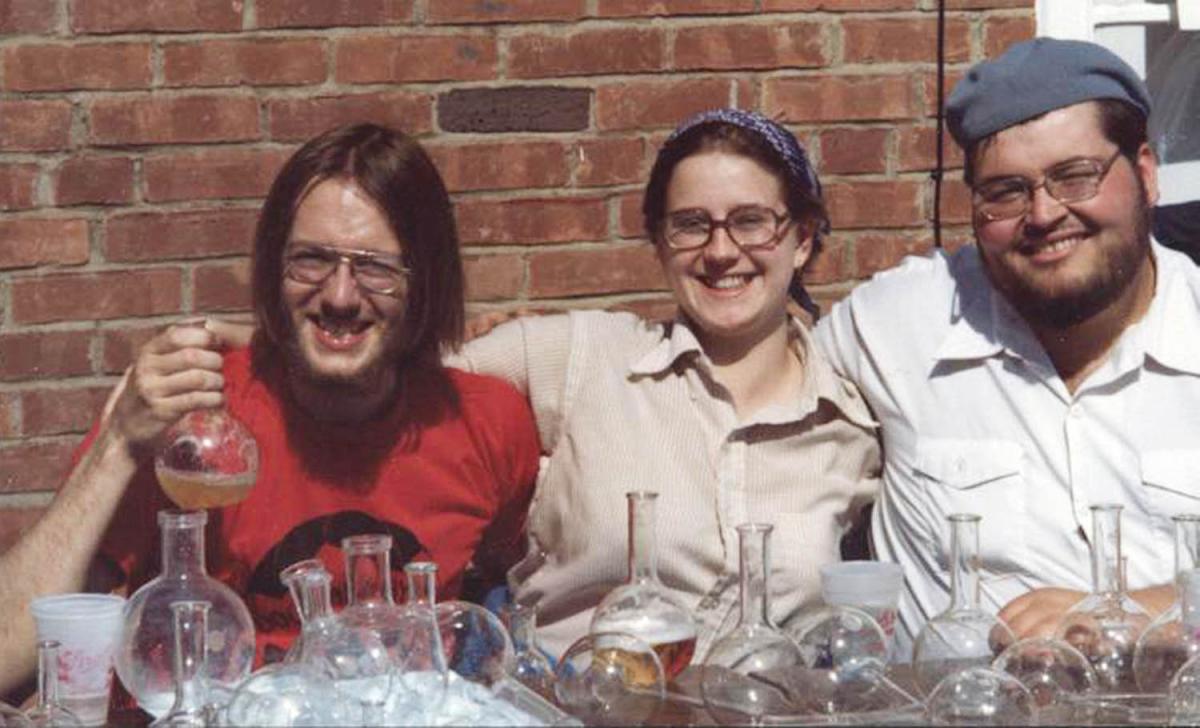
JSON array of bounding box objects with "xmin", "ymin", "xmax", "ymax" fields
[{"xmin": 946, "ymin": 37, "xmax": 1151, "ymax": 149}]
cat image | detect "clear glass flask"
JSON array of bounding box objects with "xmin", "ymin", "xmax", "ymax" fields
[
  {"xmin": 1055, "ymin": 503, "xmax": 1151, "ymax": 693},
  {"xmin": 913, "ymin": 513, "xmax": 1015, "ymax": 696},
  {"xmin": 25, "ymin": 640, "xmax": 82, "ymax": 728},
  {"xmin": 701, "ymin": 523, "xmax": 805, "ymax": 725},
  {"xmin": 1135, "ymin": 514, "xmax": 1200, "ymax": 693},
  {"xmin": 151, "ymin": 601, "xmax": 214, "ymax": 727},
  {"xmin": 381, "ymin": 562, "xmax": 450, "ymax": 725},
  {"xmin": 339, "ymin": 534, "xmax": 409, "ymax": 663},
  {"xmin": 116, "ymin": 510, "xmax": 256, "ymax": 718},
  {"xmin": 503, "ymin": 602, "xmax": 555, "ymax": 699},
  {"xmin": 992, "ymin": 636, "xmax": 1097, "ymax": 719},
  {"xmin": 589, "ymin": 491, "xmax": 697, "ymax": 681},
  {"xmin": 555, "ymin": 631, "xmax": 665, "ymax": 727},
  {"xmin": 925, "ymin": 666, "xmax": 1035, "ymax": 726}
]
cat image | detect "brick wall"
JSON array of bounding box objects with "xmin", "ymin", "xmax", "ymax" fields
[{"xmin": 0, "ymin": 0, "xmax": 1034, "ymax": 545}]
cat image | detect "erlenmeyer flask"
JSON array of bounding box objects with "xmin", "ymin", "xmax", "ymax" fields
[
  {"xmin": 151, "ymin": 601, "xmax": 214, "ymax": 727},
  {"xmin": 701, "ymin": 523, "xmax": 805, "ymax": 725},
  {"xmin": 154, "ymin": 322, "xmax": 258, "ymax": 510},
  {"xmin": 25, "ymin": 640, "xmax": 82, "ymax": 727},
  {"xmin": 116, "ymin": 510, "xmax": 255, "ymax": 718},
  {"xmin": 278, "ymin": 559, "xmax": 391, "ymax": 717},
  {"xmin": 1055, "ymin": 503, "xmax": 1151, "ymax": 693},
  {"xmin": 913, "ymin": 514, "xmax": 1015, "ymax": 696},
  {"xmin": 503, "ymin": 602, "xmax": 555, "ymax": 699},
  {"xmin": 589, "ymin": 491, "xmax": 697, "ymax": 680},
  {"xmin": 1135, "ymin": 515, "xmax": 1200, "ymax": 693}
]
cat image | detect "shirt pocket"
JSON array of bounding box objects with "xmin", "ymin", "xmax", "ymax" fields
[
  {"xmin": 1140, "ymin": 449, "xmax": 1200, "ymax": 522},
  {"xmin": 912, "ymin": 437, "xmax": 1025, "ymax": 568}
]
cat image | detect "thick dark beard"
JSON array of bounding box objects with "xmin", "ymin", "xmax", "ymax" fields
[
  {"xmin": 280, "ymin": 322, "xmax": 403, "ymax": 424},
  {"xmin": 994, "ymin": 189, "xmax": 1153, "ymax": 331}
]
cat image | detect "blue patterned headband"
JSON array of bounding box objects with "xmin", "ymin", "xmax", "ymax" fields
[{"xmin": 665, "ymin": 108, "xmax": 825, "ymax": 212}]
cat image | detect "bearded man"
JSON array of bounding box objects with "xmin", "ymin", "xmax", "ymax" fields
[
  {"xmin": 815, "ymin": 38, "xmax": 1194, "ymax": 658},
  {"xmin": 0, "ymin": 124, "xmax": 539, "ymax": 691}
]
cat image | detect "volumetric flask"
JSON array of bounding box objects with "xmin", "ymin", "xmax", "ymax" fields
[{"xmin": 1134, "ymin": 515, "xmax": 1200, "ymax": 693}]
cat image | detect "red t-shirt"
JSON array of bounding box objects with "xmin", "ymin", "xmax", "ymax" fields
[{"xmin": 88, "ymin": 346, "xmax": 540, "ymax": 664}]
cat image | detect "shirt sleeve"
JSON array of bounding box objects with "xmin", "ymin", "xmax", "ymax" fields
[{"xmin": 813, "ymin": 295, "xmax": 865, "ymax": 384}]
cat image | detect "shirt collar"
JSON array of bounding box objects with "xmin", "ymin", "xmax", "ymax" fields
[
  {"xmin": 1139, "ymin": 240, "xmax": 1200, "ymax": 377},
  {"xmin": 630, "ymin": 314, "xmax": 877, "ymax": 429},
  {"xmin": 932, "ymin": 246, "xmax": 1035, "ymax": 364}
]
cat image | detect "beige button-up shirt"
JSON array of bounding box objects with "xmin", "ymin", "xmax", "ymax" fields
[{"xmin": 451, "ymin": 310, "xmax": 880, "ymax": 659}]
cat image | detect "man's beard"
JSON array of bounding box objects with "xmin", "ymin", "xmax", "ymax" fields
[{"xmin": 991, "ymin": 187, "xmax": 1154, "ymax": 331}]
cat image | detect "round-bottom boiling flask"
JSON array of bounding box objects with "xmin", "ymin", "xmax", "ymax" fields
[
  {"xmin": 784, "ymin": 604, "xmax": 890, "ymax": 715},
  {"xmin": 1134, "ymin": 515, "xmax": 1200, "ymax": 694},
  {"xmin": 116, "ymin": 510, "xmax": 255, "ymax": 718},
  {"xmin": 150, "ymin": 602, "xmax": 215, "ymax": 728},
  {"xmin": 926, "ymin": 666, "xmax": 1036, "ymax": 726},
  {"xmin": 589, "ymin": 492, "xmax": 698, "ymax": 682},
  {"xmin": 279, "ymin": 560, "xmax": 392, "ymax": 716},
  {"xmin": 26, "ymin": 640, "xmax": 82, "ymax": 728},
  {"xmin": 992, "ymin": 636, "xmax": 1097, "ymax": 720},
  {"xmin": 913, "ymin": 514, "xmax": 1015, "ymax": 696},
  {"xmin": 1055, "ymin": 504, "xmax": 1151, "ymax": 694},
  {"xmin": 502, "ymin": 602, "xmax": 555, "ymax": 699},
  {"xmin": 437, "ymin": 600, "xmax": 514, "ymax": 688}
]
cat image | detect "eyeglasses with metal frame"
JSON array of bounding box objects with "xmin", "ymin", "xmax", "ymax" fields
[
  {"xmin": 662, "ymin": 205, "xmax": 793, "ymax": 251},
  {"xmin": 972, "ymin": 149, "xmax": 1125, "ymax": 222},
  {"xmin": 283, "ymin": 243, "xmax": 411, "ymax": 296}
]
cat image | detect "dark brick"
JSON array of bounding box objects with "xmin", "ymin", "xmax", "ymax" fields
[{"xmin": 438, "ymin": 87, "xmax": 589, "ymax": 133}]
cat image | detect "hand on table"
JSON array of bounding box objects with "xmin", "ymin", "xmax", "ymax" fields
[{"xmin": 998, "ymin": 587, "xmax": 1086, "ymax": 640}]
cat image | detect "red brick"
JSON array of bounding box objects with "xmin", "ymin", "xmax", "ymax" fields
[
  {"xmin": 595, "ymin": 0, "xmax": 753, "ymax": 15},
  {"xmin": 610, "ymin": 296, "xmax": 676, "ymax": 322},
  {"xmin": 984, "ymin": 15, "xmax": 1036, "ymax": 57},
  {"xmin": 143, "ymin": 148, "xmax": 293, "ymax": 202},
  {"xmin": 0, "ymin": 219, "xmax": 89, "ymax": 270},
  {"xmin": 921, "ymin": 69, "xmax": 965, "ymax": 119},
  {"xmin": 336, "ymin": 34, "xmax": 497, "ymax": 84},
  {"xmin": 256, "ymin": 0, "xmax": 413, "ymax": 28},
  {"xmin": 0, "ymin": 164, "xmax": 38, "ymax": 211},
  {"xmin": 194, "ymin": 259, "xmax": 252, "ymax": 312},
  {"xmin": 825, "ymin": 180, "xmax": 924, "ymax": 229},
  {"xmin": 3, "ymin": 43, "xmax": 151, "ymax": 91},
  {"xmin": 464, "ymin": 254, "xmax": 524, "ymax": 301},
  {"xmin": 941, "ymin": 228, "xmax": 975, "ymax": 253},
  {"xmin": 596, "ymin": 78, "xmax": 734, "ymax": 130},
  {"xmin": 163, "ymin": 38, "xmax": 326, "ymax": 88},
  {"xmin": 89, "ymin": 95, "xmax": 260, "ymax": 146},
  {"xmin": 809, "ymin": 284, "xmax": 853, "ymax": 313},
  {"xmin": 55, "ymin": 156, "xmax": 135, "ymax": 206},
  {"xmin": 674, "ymin": 22, "xmax": 828, "ymax": 71},
  {"xmin": 854, "ymin": 232, "xmax": 934, "ymax": 277},
  {"xmin": 428, "ymin": 141, "xmax": 568, "ymax": 193},
  {"xmin": 842, "ymin": 17, "xmax": 970, "ymax": 64},
  {"xmin": 0, "ymin": 393, "xmax": 15, "ymax": 439},
  {"xmin": 12, "ymin": 269, "xmax": 183, "ymax": 324},
  {"xmin": 457, "ymin": 197, "xmax": 608, "ymax": 245},
  {"xmin": 528, "ymin": 244, "xmax": 664, "ymax": 299},
  {"xmin": 1, "ymin": 0, "xmax": 59, "ymax": 33},
  {"xmin": 267, "ymin": 92, "xmax": 432, "ymax": 142},
  {"xmin": 766, "ymin": 75, "xmax": 922, "ymax": 122},
  {"xmin": 509, "ymin": 28, "xmax": 664, "ymax": 79},
  {"xmin": 0, "ymin": 100, "xmax": 72, "ymax": 152},
  {"xmin": 0, "ymin": 507, "xmax": 50, "ymax": 552},
  {"xmin": 0, "ymin": 331, "xmax": 94, "ymax": 382},
  {"xmin": 70, "ymin": 0, "xmax": 242, "ymax": 33},
  {"xmin": 897, "ymin": 123, "xmax": 963, "ymax": 172},
  {"xmin": 20, "ymin": 386, "xmax": 111, "ymax": 437},
  {"xmin": 428, "ymin": 0, "xmax": 585, "ymax": 23},
  {"xmin": 101, "ymin": 324, "xmax": 162, "ymax": 374},
  {"xmin": 945, "ymin": 0, "xmax": 1032, "ymax": 8},
  {"xmin": 0, "ymin": 440, "xmax": 78, "ymax": 493},
  {"xmin": 104, "ymin": 208, "xmax": 258, "ymax": 262},
  {"xmin": 616, "ymin": 191, "xmax": 645, "ymax": 239},
  {"xmin": 819, "ymin": 127, "xmax": 889, "ymax": 175},
  {"xmin": 763, "ymin": 0, "xmax": 917, "ymax": 8},
  {"xmin": 801, "ymin": 235, "xmax": 850, "ymax": 285},
  {"xmin": 575, "ymin": 137, "xmax": 645, "ymax": 188},
  {"xmin": 940, "ymin": 177, "xmax": 973, "ymax": 225}
]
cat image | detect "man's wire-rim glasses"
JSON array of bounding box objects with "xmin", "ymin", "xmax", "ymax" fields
[
  {"xmin": 972, "ymin": 149, "xmax": 1125, "ymax": 222},
  {"xmin": 662, "ymin": 205, "xmax": 793, "ymax": 251},
  {"xmin": 283, "ymin": 243, "xmax": 411, "ymax": 296}
]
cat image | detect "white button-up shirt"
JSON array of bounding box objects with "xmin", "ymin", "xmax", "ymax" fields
[
  {"xmin": 815, "ymin": 241, "xmax": 1200, "ymax": 660},
  {"xmin": 452, "ymin": 311, "xmax": 880, "ymax": 658}
]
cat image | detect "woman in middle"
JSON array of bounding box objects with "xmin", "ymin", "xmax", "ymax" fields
[{"xmin": 450, "ymin": 109, "xmax": 880, "ymax": 661}]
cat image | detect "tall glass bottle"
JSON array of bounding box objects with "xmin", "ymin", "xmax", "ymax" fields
[
  {"xmin": 913, "ymin": 514, "xmax": 1015, "ymax": 696},
  {"xmin": 25, "ymin": 640, "xmax": 81, "ymax": 727},
  {"xmin": 151, "ymin": 601, "xmax": 213, "ymax": 727},
  {"xmin": 116, "ymin": 510, "xmax": 255, "ymax": 718},
  {"xmin": 1054, "ymin": 503, "xmax": 1151, "ymax": 693},
  {"xmin": 701, "ymin": 523, "xmax": 804, "ymax": 725},
  {"xmin": 1135, "ymin": 515, "xmax": 1200, "ymax": 692},
  {"xmin": 589, "ymin": 491, "xmax": 697, "ymax": 680}
]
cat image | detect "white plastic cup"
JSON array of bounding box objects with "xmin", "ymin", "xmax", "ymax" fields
[
  {"xmin": 29, "ymin": 593, "xmax": 126, "ymax": 726},
  {"xmin": 820, "ymin": 561, "xmax": 904, "ymax": 640}
]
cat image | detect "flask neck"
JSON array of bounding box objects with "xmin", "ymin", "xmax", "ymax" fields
[
  {"xmin": 344, "ymin": 539, "xmax": 396, "ymax": 607},
  {"xmin": 948, "ymin": 514, "xmax": 982, "ymax": 611},
  {"xmin": 403, "ymin": 562, "xmax": 438, "ymax": 608},
  {"xmin": 626, "ymin": 492, "xmax": 661, "ymax": 586},
  {"xmin": 506, "ymin": 603, "xmax": 539, "ymax": 649},
  {"xmin": 169, "ymin": 601, "xmax": 211, "ymax": 716},
  {"xmin": 1182, "ymin": 569, "xmax": 1200, "ymax": 629},
  {"xmin": 159, "ymin": 512, "xmax": 208, "ymax": 578},
  {"xmin": 285, "ymin": 565, "xmax": 335, "ymax": 626},
  {"xmin": 736, "ymin": 524, "xmax": 774, "ymax": 628},
  {"xmin": 1175, "ymin": 515, "xmax": 1200, "ymax": 580},
  {"xmin": 1090, "ymin": 504, "xmax": 1124, "ymax": 596},
  {"xmin": 35, "ymin": 640, "xmax": 60, "ymax": 713}
]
